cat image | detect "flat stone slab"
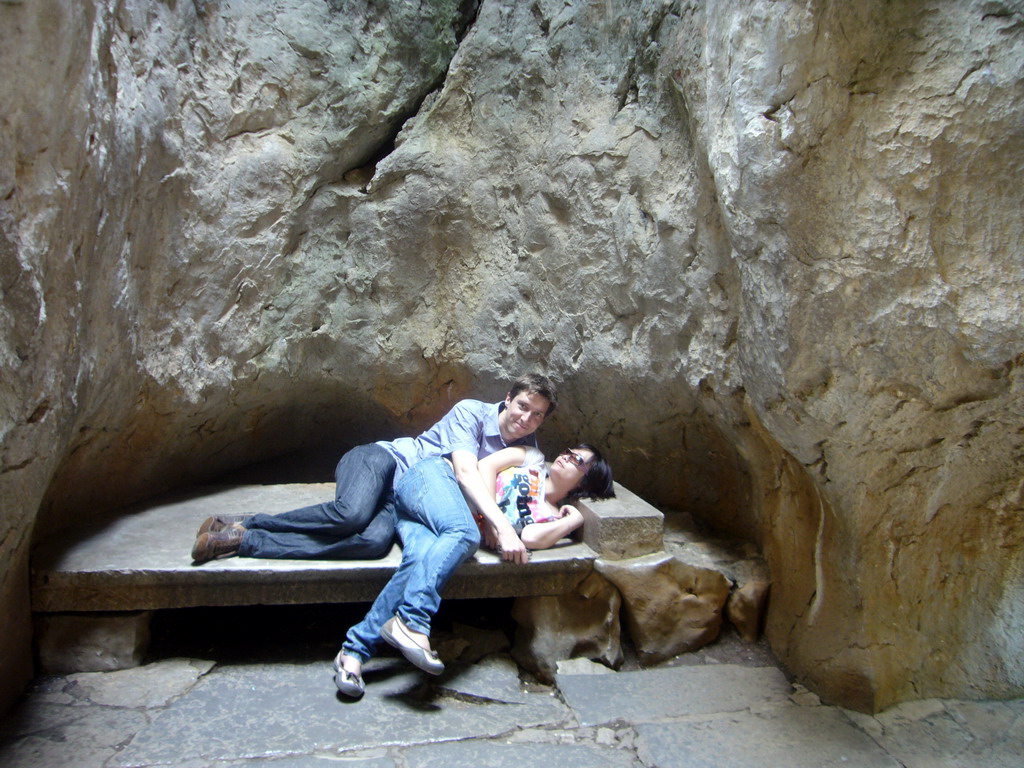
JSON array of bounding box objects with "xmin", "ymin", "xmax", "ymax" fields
[
  {"xmin": 559, "ymin": 664, "xmax": 905, "ymax": 767},
  {"xmin": 401, "ymin": 739, "xmax": 639, "ymax": 767},
  {"xmin": 31, "ymin": 484, "xmax": 603, "ymax": 612},
  {"xmin": 556, "ymin": 664, "xmax": 793, "ymax": 726},
  {"xmin": 3, "ymin": 655, "xmax": 1023, "ymax": 768},
  {"xmin": 215, "ymin": 757, "xmax": 396, "ymax": 768},
  {"xmin": 110, "ymin": 658, "xmax": 570, "ymax": 766},
  {"xmin": 59, "ymin": 658, "xmax": 216, "ymax": 709},
  {"xmin": 845, "ymin": 697, "xmax": 1024, "ymax": 768},
  {"xmin": 634, "ymin": 706, "xmax": 901, "ymax": 768},
  {"xmin": 577, "ymin": 484, "xmax": 664, "ymax": 560},
  {"xmin": 0, "ymin": 701, "xmax": 150, "ymax": 767}
]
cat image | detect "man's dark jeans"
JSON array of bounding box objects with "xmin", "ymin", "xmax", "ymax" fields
[{"xmin": 237, "ymin": 443, "xmax": 397, "ymax": 559}]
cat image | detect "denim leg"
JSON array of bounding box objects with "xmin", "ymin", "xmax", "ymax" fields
[
  {"xmin": 340, "ymin": 458, "xmax": 479, "ymax": 661},
  {"xmin": 341, "ymin": 511, "xmax": 435, "ymax": 661},
  {"xmin": 245, "ymin": 444, "xmax": 396, "ymax": 538},
  {"xmin": 238, "ymin": 503, "xmax": 396, "ymax": 560},
  {"xmin": 392, "ymin": 457, "xmax": 480, "ymax": 636}
]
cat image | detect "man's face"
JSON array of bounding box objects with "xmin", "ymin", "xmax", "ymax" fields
[{"xmin": 498, "ymin": 391, "xmax": 551, "ymax": 442}]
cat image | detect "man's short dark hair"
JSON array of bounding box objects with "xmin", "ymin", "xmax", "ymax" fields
[{"xmin": 508, "ymin": 373, "xmax": 558, "ymax": 414}]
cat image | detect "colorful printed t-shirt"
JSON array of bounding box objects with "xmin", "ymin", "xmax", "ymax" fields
[{"xmin": 494, "ymin": 447, "xmax": 554, "ymax": 533}]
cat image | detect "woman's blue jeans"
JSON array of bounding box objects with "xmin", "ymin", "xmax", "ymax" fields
[
  {"xmin": 238, "ymin": 443, "xmax": 397, "ymax": 560},
  {"xmin": 342, "ymin": 456, "xmax": 481, "ymax": 662}
]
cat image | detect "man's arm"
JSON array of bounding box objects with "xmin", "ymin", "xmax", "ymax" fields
[
  {"xmin": 451, "ymin": 449, "xmax": 529, "ymax": 564},
  {"xmin": 474, "ymin": 447, "xmax": 529, "ymax": 550},
  {"xmin": 476, "ymin": 447, "xmax": 529, "ymax": 494}
]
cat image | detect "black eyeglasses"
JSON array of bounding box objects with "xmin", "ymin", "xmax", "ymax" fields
[{"xmin": 561, "ymin": 449, "xmax": 588, "ymax": 468}]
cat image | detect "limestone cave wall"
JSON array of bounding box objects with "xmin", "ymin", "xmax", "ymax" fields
[{"xmin": 1, "ymin": 0, "xmax": 1021, "ymax": 714}]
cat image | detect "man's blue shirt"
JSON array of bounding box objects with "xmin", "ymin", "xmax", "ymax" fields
[{"xmin": 377, "ymin": 399, "xmax": 539, "ymax": 485}]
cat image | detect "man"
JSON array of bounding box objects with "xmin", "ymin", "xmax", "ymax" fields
[
  {"xmin": 331, "ymin": 375, "xmax": 558, "ymax": 697},
  {"xmin": 191, "ymin": 373, "xmax": 557, "ymax": 565}
]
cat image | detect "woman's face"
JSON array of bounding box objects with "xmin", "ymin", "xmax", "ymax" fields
[{"xmin": 551, "ymin": 447, "xmax": 594, "ymax": 489}]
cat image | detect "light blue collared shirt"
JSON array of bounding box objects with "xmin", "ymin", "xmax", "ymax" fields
[{"xmin": 377, "ymin": 399, "xmax": 540, "ymax": 486}]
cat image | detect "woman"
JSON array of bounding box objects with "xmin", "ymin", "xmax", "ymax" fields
[
  {"xmin": 333, "ymin": 444, "xmax": 614, "ymax": 698},
  {"xmin": 476, "ymin": 443, "xmax": 614, "ymax": 552}
]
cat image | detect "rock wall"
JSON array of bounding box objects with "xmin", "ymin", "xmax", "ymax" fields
[{"xmin": 1, "ymin": 0, "xmax": 1021, "ymax": 714}]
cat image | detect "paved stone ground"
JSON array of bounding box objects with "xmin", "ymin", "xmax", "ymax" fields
[{"xmin": 2, "ymin": 604, "xmax": 1022, "ymax": 767}]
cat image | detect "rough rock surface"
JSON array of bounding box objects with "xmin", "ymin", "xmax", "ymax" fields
[
  {"xmin": 512, "ymin": 571, "xmax": 623, "ymax": 681},
  {"xmin": 663, "ymin": 509, "xmax": 771, "ymax": 643},
  {"xmin": 726, "ymin": 580, "xmax": 771, "ymax": 644},
  {"xmin": 1, "ymin": 0, "xmax": 1022, "ymax": 714},
  {"xmin": 35, "ymin": 612, "xmax": 152, "ymax": 675},
  {"xmin": 597, "ymin": 551, "xmax": 732, "ymax": 664}
]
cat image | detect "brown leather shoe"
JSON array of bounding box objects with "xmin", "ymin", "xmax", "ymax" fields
[
  {"xmin": 191, "ymin": 528, "xmax": 244, "ymax": 564},
  {"xmin": 196, "ymin": 514, "xmax": 254, "ymax": 536}
]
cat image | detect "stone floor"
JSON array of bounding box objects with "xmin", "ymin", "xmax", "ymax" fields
[{"xmin": 1, "ymin": 603, "xmax": 1021, "ymax": 768}]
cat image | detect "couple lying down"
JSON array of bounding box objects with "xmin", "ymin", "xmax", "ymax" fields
[
  {"xmin": 335, "ymin": 442, "xmax": 613, "ymax": 697},
  {"xmin": 191, "ymin": 374, "xmax": 613, "ymax": 698},
  {"xmin": 196, "ymin": 443, "xmax": 613, "ymax": 698}
]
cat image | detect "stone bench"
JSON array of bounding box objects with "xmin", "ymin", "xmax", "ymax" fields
[{"xmin": 30, "ymin": 481, "xmax": 665, "ymax": 672}]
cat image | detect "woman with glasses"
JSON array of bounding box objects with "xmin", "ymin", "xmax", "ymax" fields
[
  {"xmin": 333, "ymin": 443, "xmax": 614, "ymax": 698},
  {"xmin": 475, "ymin": 443, "xmax": 615, "ymax": 552}
]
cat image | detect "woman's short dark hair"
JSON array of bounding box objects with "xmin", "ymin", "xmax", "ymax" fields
[
  {"xmin": 570, "ymin": 443, "xmax": 615, "ymax": 500},
  {"xmin": 508, "ymin": 373, "xmax": 558, "ymax": 414}
]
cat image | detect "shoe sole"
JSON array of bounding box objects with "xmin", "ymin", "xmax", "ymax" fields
[
  {"xmin": 334, "ymin": 670, "xmax": 364, "ymax": 698},
  {"xmin": 197, "ymin": 515, "xmax": 254, "ymax": 536},
  {"xmin": 190, "ymin": 532, "xmax": 242, "ymax": 564},
  {"xmin": 380, "ymin": 618, "xmax": 444, "ymax": 675}
]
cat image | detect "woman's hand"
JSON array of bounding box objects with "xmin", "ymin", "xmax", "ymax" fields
[
  {"xmin": 559, "ymin": 505, "xmax": 583, "ymax": 524},
  {"xmin": 520, "ymin": 505, "xmax": 585, "ymax": 550}
]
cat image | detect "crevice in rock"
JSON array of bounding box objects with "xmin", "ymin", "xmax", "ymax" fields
[
  {"xmin": 27, "ymin": 400, "xmax": 49, "ymax": 423},
  {"xmin": 282, "ymin": 0, "xmax": 481, "ymax": 258},
  {"xmin": 434, "ymin": 687, "xmax": 519, "ymax": 706},
  {"xmin": 1, "ymin": 457, "xmax": 35, "ymax": 474},
  {"xmin": 352, "ymin": 0, "xmax": 481, "ymax": 180},
  {"xmin": 615, "ymin": 54, "xmax": 639, "ymax": 113},
  {"xmin": 530, "ymin": 1, "xmax": 550, "ymax": 37}
]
